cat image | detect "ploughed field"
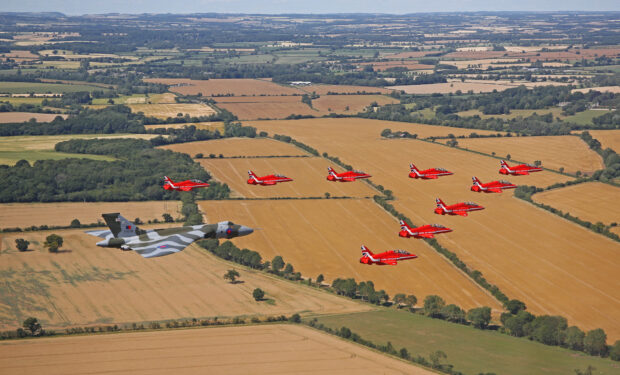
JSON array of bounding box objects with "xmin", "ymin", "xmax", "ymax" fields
[
  {"xmin": 160, "ymin": 138, "xmax": 308, "ymax": 157},
  {"xmin": 451, "ymin": 136, "xmax": 604, "ymax": 174},
  {"xmin": 0, "ymin": 229, "xmax": 367, "ymax": 330},
  {"xmin": 199, "ymin": 199, "xmax": 502, "ymax": 312},
  {"xmin": 533, "ymin": 182, "xmax": 620, "ymax": 226},
  {"xmin": 0, "ymin": 201, "xmax": 182, "ymax": 229},
  {"xmin": 0, "ymin": 324, "xmax": 433, "ymax": 375},
  {"xmin": 247, "ymin": 118, "xmax": 620, "ymax": 340},
  {"xmin": 197, "ymin": 157, "xmax": 376, "ymax": 198}
]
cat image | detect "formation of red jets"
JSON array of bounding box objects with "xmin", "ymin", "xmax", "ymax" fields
[{"xmin": 161, "ymin": 159, "xmax": 542, "ymax": 266}]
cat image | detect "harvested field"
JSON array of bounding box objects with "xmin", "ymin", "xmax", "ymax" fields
[
  {"xmin": 585, "ymin": 130, "xmax": 620, "ymax": 152},
  {"xmin": 0, "ymin": 112, "xmax": 66, "ymax": 123},
  {"xmin": 392, "ymin": 81, "xmax": 517, "ymax": 94},
  {"xmin": 572, "ymin": 86, "xmax": 620, "ymax": 94},
  {"xmin": 198, "ymin": 157, "xmax": 375, "ymax": 198},
  {"xmin": 533, "ymin": 182, "xmax": 620, "ymax": 226},
  {"xmin": 299, "ymin": 84, "xmax": 393, "ymax": 95},
  {"xmin": 144, "ymin": 78, "xmax": 304, "ymax": 96},
  {"xmin": 444, "ymin": 48, "xmax": 620, "ymax": 61},
  {"xmin": 0, "ymin": 230, "xmax": 367, "ymax": 330},
  {"xmin": 0, "ymin": 324, "xmax": 433, "ymax": 375},
  {"xmin": 454, "ymin": 136, "xmax": 604, "ymax": 174},
  {"xmin": 247, "ymin": 118, "xmax": 620, "ymax": 341},
  {"xmin": 384, "ymin": 51, "xmax": 437, "ymax": 59},
  {"xmin": 129, "ymin": 103, "xmax": 216, "ymax": 119},
  {"xmin": 361, "ymin": 61, "xmax": 435, "ymax": 71},
  {"xmin": 0, "ymin": 201, "xmax": 182, "ymax": 229},
  {"xmin": 215, "ymin": 95, "xmax": 396, "ymax": 120},
  {"xmin": 144, "ymin": 122, "xmax": 223, "ymax": 132},
  {"xmin": 200, "ymin": 199, "xmax": 502, "ymax": 311},
  {"xmin": 160, "ymin": 138, "xmax": 308, "ymax": 157}
]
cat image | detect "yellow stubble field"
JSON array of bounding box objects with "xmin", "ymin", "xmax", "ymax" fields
[
  {"xmin": 128, "ymin": 103, "xmax": 216, "ymax": 119},
  {"xmin": 144, "ymin": 122, "xmax": 224, "ymax": 132},
  {"xmin": 0, "ymin": 229, "xmax": 367, "ymax": 330},
  {"xmin": 144, "ymin": 78, "xmax": 304, "ymax": 96},
  {"xmin": 246, "ymin": 118, "xmax": 620, "ymax": 340},
  {"xmin": 199, "ymin": 199, "xmax": 502, "ymax": 312},
  {"xmin": 454, "ymin": 136, "xmax": 604, "ymax": 174},
  {"xmin": 160, "ymin": 138, "xmax": 308, "ymax": 157},
  {"xmin": 584, "ymin": 129, "xmax": 620, "ymax": 152},
  {"xmin": 533, "ymin": 182, "xmax": 620, "ymax": 226},
  {"xmin": 0, "ymin": 201, "xmax": 182, "ymax": 229},
  {"xmin": 197, "ymin": 157, "xmax": 375, "ymax": 198},
  {"xmin": 0, "ymin": 324, "xmax": 433, "ymax": 375}
]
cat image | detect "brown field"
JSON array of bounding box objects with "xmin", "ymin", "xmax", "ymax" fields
[
  {"xmin": 533, "ymin": 182, "xmax": 620, "ymax": 226},
  {"xmin": 584, "ymin": 130, "xmax": 620, "ymax": 152},
  {"xmin": 144, "ymin": 78, "xmax": 304, "ymax": 96},
  {"xmin": 144, "ymin": 122, "xmax": 224, "ymax": 132},
  {"xmin": 0, "ymin": 201, "xmax": 182, "ymax": 229},
  {"xmin": 129, "ymin": 103, "xmax": 216, "ymax": 119},
  {"xmin": 0, "ymin": 112, "xmax": 67, "ymax": 123},
  {"xmin": 216, "ymin": 95, "xmax": 396, "ymax": 120},
  {"xmin": 443, "ymin": 48, "xmax": 620, "ymax": 61},
  {"xmin": 160, "ymin": 138, "xmax": 308, "ymax": 157},
  {"xmin": 300, "ymin": 84, "xmax": 394, "ymax": 95},
  {"xmin": 454, "ymin": 136, "xmax": 604, "ymax": 174},
  {"xmin": 360, "ymin": 61, "xmax": 435, "ymax": 71},
  {"xmin": 572, "ymin": 86, "xmax": 620, "ymax": 94},
  {"xmin": 0, "ymin": 229, "xmax": 367, "ymax": 330},
  {"xmin": 384, "ymin": 51, "xmax": 437, "ymax": 59},
  {"xmin": 246, "ymin": 118, "xmax": 620, "ymax": 340},
  {"xmin": 392, "ymin": 81, "xmax": 518, "ymax": 94},
  {"xmin": 0, "ymin": 324, "xmax": 433, "ymax": 375},
  {"xmin": 200, "ymin": 199, "xmax": 502, "ymax": 311},
  {"xmin": 198, "ymin": 157, "xmax": 375, "ymax": 198}
]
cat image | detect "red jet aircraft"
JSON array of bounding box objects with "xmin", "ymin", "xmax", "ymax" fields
[
  {"xmin": 408, "ymin": 163, "xmax": 453, "ymax": 179},
  {"xmin": 434, "ymin": 198, "xmax": 484, "ymax": 216},
  {"xmin": 247, "ymin": 170, "xmax": 293, "ymax": 186},
  {"xmin": 163, "ymin": 176, "xmax": 209, "ymax": 191},
  {"xmin": 471, "ymin": 176, "xmax": 517, "ymax": 193},
  {"xmin": 399, "ymin": 219, "xmax": 452, "ymax": 239},
  {"xmin": 326, "ymin": 166, "xmax": 371, "ymax": 182},
  {"xmin": 499, "ymin": 160, "xmax": 543, "ymax": 175},
  {"xmin": 359, "ymin": 245, "xmax": 417, "ymax": 265}
]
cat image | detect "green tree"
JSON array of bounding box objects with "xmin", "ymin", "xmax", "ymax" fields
[
  {"xmin": 527, "ymin": 315, "xmax": 567, "ymax": 345},
  {"xmin": 399, "ymin": 347, "xmax": 410, "ymax": 360},
  {"xmin": 405, "ymin": 295, "xmax": 418, "ymax": 310},
  {"xmin": 423, "ymin": 295, "xmax": 446, "ymax": 318},
  {"xmin": 252, "ymin": 288, "xmax": 265, "ymax": 301},
  {"xmin": 223, "ymin": 269, "xmax": 240, "ymax": 283},
  {"xmin": 574, "ymin": 365, "xmax": 596, "ymax": 375},
  {"xmin": 316, "ymin": 274, "xmax": 324, "ymax": 284},
  {"xmin": 44, "ymin": 234, "xmax": 63, "ymax": 253},
  {"xmin": 609, "ymin": 340, "xmax": 620, "ymax": 361},
  {"xmin": 467, "ymin": 307, "xmax": 492, "ymax": 329},
  {"xmin": 15, "ymin": 238, "xmax": 30, "ymax": 252},
  {"xmin": 584, "ymin": 328, "xmax": 608, "ymax": 356},
  {"xmin": 290, "ymin": 313, "xmax": 301, "ymax": 323},
  {"xmin": 504, "ymin": 299, "xmax": 527, "ymax": 314},
  {"xmin": 565, "ymin": 326, "xmax": 585, "ymax": 351},
  {"xmin": 440, "ymin": 304, "xmax": 466, "ymax": 323},
  {"xmin": 393, "ymin": 293, "xmax": 406, "ymax": 308},
  {"xmin": 429, "ymin": 350, "xmax": 447, "ymax": 369},
  {"xmin": 70, "ymin": 218, "xmax": 81, "ymax": 228},
  {"xmin": 504, "ymin": 310, "xmax": 534, "ymax": 337},
  {"xmin": 283, "ymin": 263, "xmax": 294, "ymax": 275},
  {"xmin": 22, "ymin": 317, "xmax": 42, "ymax": 336},
  {"xmin": 271, "ymin": 256, "xmax": 285, "ymax": 273},
  {"xmin": 162, "ymin": 213, "xmax": 174, "ymax": 223}
]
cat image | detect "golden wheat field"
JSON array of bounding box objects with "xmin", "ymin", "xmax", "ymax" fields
[
  {"xmin": 200, "ymin": 199, "xmax": 502, "ymax": 312},
  {"xmin": 0, "ymin": 324, "xmax": 433, "ymax": 375},
  {"xmin": 0, "ymin": 230, "xmax": 367, "ymax": 330},
  {"xmin": 299, "ymin": 84, "xmax": 393, "ymax": 95},
  {"xmin": 533, "ymin": 183, "xmax": 620, "ymax": 226},
  {"xmin": 584, "ymin": 129, "xmax": 620, "ymax": 152},
  {"xmin": 312, "ymin": 95, "xmax": 398, "ymax": 115},
  {"xmin": 128, "ymin": 103, "xmax": 216, "ymax": 119},
  {"xmin": 454, "ymin": 136, "xmax": 604, "ymax": 174},
  {"xmin": 391, "ymin": 81, "xmax": 518, "ymax": 94},
  {"xmin": 0, "ymin": 201, "xmax": 182, "ymax": 229},
  {"xmin": 160, "ymin": 138, "xmax": 308, "ymax": 157},
  {"xmin": 198, "ymin": 157, "xmax": 376, "ymax": 198},
  {"xmin": 247, "ymin": 118, "xmax": 620, "ymax": 340},
  {"xmin": 0, "ymin": 112, "xmax": 67, "ymax": 123},
  {"xmin": 572, "ymin": 86, "xmax": 620, "ymax": 94},
  {"xmin": 144, "ymin": 122, "xmax": 224, "ymax": 132},
  {"xmin": 144, "ymin": 78, "xmax": 304, "ymax": 96}
]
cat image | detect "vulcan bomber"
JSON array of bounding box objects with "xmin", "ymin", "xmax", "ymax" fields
[{"xmin": 86, "ymin": 213, "xmax": 253, "ymax": 258}]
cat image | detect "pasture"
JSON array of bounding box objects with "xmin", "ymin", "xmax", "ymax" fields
[
  {"xmin": 316, "ymin": 310, "xmax": 620, "ymax": 375},
  {"xmin": 128, "ymin": 103, "xmax": 216, "ymax": 119},
  {"xmin": 533, "ymin": 182, "xmax": 620, "ymax": 226},
  {"xmin": 0, "ymin": 230, "xmax": 366, "ymax": 330},
  {"xmin": 453, "ymin": 136, "xmax": 604, "ymax": 174},
  {"xmin": 248, "ymin": 118, "xmax": 620, "ymax": 340},
  {"xmin": 199, "ymin": 199, "xmax": 502, "ymax": 312},
  {"xmin": 0, "ymin": 324, "xmax": 432, "ymax": 375},
  {"xmin": 144, "ymin": 78, "xmax": 304, "ymax": 96},
  {"xmin": 198, "ymin": 157, "xmax": 376, "ymax": 198},
  {"xmin": 0, "ymin": 81, "xmax": 105, "ymax": 94},
  {"xmin": 160, "ymin": 138, "xmax": 308, "ymax": 157},
  {"xmin": 0, "ymin": 112, "xmax": 67, "ymax": 123},
  {"xmin": 0, "ymin": 201, "xmax": 182, "ymax": 229}
]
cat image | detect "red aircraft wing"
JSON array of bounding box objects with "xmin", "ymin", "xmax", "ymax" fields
[
  {"xmin": 381, "ymin": 259, "xmax": 398, "ymax": 265},
  {"xmin": 515, "ymin": 170, "xmax": 530, "ymax": 175},
  {"xmin": 417, "ymin": 233, "xmax": 435, "ymax": 238},
  {"xmin": 488, "ymin": 188, "xmax": 503, "ymax": 193},
  {"xmin": 453, "ymin": 210, "xmax": 469, "ymax": 217}
]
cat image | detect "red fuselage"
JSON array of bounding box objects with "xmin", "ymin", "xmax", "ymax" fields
[
  {"xmin": 327, "ymin": 167, "xmax": 371, "ymax": 182},
  {"xmin": 435, "ymin": 199, "xmax": 484, "ymax": 216},
  {"xmin": 163, "ymin": 179, "xmax": 209, "ymax": 191},
  {"xmin": 409, "ymin": 164, "xmax": 453, "ymax": 179},
  {"xmin": 499, "ymin": 161, "xmax": 542, "ymax": 176},
  {"xmin": 471, "ymin": 178, "xmax": 517, "ymax": 193},
  {"xmin": 399, "ymin": 223, "xmax": 452, "ymax": 239},
  {"xmin": 360, "ymin": 250, "xmax": 417, "ymax": 265},
  {"xmin": 247, "ymin": 171, "xmax": 293, "ymax": 186}
]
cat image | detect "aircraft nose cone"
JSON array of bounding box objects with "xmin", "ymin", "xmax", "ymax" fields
[{"xmin": 238, "ymin": 225, "xmax": 253, "ymax": 236}]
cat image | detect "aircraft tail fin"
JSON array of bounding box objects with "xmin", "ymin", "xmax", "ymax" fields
[
  {"xmin": 399, "ymin": 219, "xmax": 410, "ymax": 230},
  {"xmin": 163, "ymin": 176, "xmax": 175, "ymax": 188},
  {"xmin": 327, "ymin": 166, "xmax": 336, "ymax": 175},
  {"xmin": 472, "ymin": 176, "xmax": 482, "ymax": 185},
  {"xmin": 500, "ymin": 160, "xmax": 509, "ymax": 168},
  {"xmin": 436, "ymin": 198, "xmax": 447, "ymax": 210},
  {"xmin": 361, "ymin": 245, "xmax": 374, "ymax": 257},
  {"xmin": 102, "ymin": 213, "xmax": 137, "ymax": 238}
]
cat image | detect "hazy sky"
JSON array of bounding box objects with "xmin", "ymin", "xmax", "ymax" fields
[{"xmin": 2, "ymin": 0, "xmax": 619, "ymax": 15}]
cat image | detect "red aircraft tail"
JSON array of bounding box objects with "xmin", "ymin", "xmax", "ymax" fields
[
  {"xmin": 361, "ymin": 245, "xmax": 374, "ymax": 257},
  {"xmin": 163, "ymin": 176, "xmax": 176, "ymax": 188},
  {"xmin": 472, "ymin": 176, "xmax": 482, "ymax": 185},
  {"xmin": 435, "ymin": 198, "xmax": 447, "ymax": 210},
  {"xmin": 327, "ymin": 166, "xmax": 337, "ymax": 175},
  {"xmin": 500, "ymin": 160, "xmax": 510, "ymax": 168},
  {"xmin": 399, "ymin": 219, "xmax": 411, "ymax": 231}
]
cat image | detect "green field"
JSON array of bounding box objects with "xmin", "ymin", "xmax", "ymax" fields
[
  {"xmin": 0, "ymin": 97, "xmax": 46, "ymax": 105},
  {"xmin": 0, "ymin": 150, "xmax": 114, "ymax": 165},
  {"xmin": 564, "ymin": 109, "xmax": 611, "ymax": 126},
  {"xmin": 0, "ymin": 82, "xmax": 107, "ymax": 94},
  {"xmin": 456, "ymin": 107, "xmax": 564, "ymax": 120},
  {"xmin": 313, "ymin": 310, "xmax": 619, "ymax": 375}
]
